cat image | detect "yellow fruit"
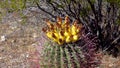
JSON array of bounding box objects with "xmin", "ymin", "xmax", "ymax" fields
[
  {"xmin": 51, "ymin": 33, "xmax": 59, "ymax": 43},
  {"xmin": 64, "ymin": 31, "xmax": 70, "ymax": 37},
  {"xmin": 65, "ymin": 36, "xmax": 71, "ymax": 43},
  {"xmin": 59, "ymin": 31, "xmax": 65, "ymax": 41},
  {"xmin": 71, "ymin": 25, "xmax": 77, "ymax": 35},
  {"xmin": 54, "ymin": 32, "xmax": 59, "ymax": 38},
  {"xmin": 46, "ymin": 32, "xmax": 53, "ymax": 39},
  {"xmin": 76, "ymin": 28, "xmax": 80, "ymax": 33},
  {"xmin": 57, "ymin": 31, "xmax": 65, "ymax": 45},
  {"xmin": 72, "ymin": 35, "xmax": 79, "ymax": 42}
]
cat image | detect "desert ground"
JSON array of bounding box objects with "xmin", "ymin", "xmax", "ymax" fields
[{"xmin": 0, "ymin": 6, "xmax": 120, "ymax": 68}]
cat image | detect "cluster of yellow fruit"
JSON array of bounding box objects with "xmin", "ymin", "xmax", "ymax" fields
[{"xmin": 42, "ymin": 16, "xmax": 82, "ymax": 45}]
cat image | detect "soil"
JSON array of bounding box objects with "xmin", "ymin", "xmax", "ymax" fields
[{"xmin": 0, "ymin": 7, "xmax": 47, "ymax": 68}]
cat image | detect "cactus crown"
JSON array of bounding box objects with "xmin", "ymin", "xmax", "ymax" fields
[{"xmin": 42, "ymin": 16, "xmax": 82, "ymax": 45}]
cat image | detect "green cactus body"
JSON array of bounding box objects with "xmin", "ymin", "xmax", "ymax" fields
[{"xmin": 40, "ymin": 42, "xmax": 84, "ymax": 68}]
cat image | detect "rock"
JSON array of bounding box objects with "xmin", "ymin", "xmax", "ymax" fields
[{"xmin": 0, "ymin": 35, "xmax": 6, "ymax": 42}]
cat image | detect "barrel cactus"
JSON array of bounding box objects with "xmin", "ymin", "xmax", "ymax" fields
[{"xmin": 40, "ymin": 16, "xmax": 101, "ymax": 68}]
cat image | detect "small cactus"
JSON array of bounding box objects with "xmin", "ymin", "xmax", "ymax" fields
[
  {"xmin": 40, "ymin": 16, "xmax": 101, "ymax": 68},
  {"xmin": 40, "ymin": 33, "xmax": 101, "ymax": 68}
]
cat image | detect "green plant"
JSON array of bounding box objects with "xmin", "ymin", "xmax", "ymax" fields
[
  {"xmin": 0, "ymin": 0, "xmax": 26, "ymax": 12},
  {"xmin": 39, "ymin": 17, "xmax": 101, "ymax": 68},
  {"xmin": 39, "ymin": 33, "xmax": 101, "ymax": 68},
  {"xmin": 0, "ymin": 0, "xmax": 27, "ymax": 21}
]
